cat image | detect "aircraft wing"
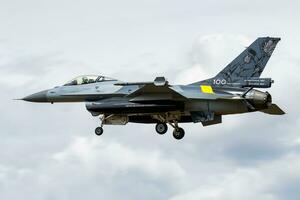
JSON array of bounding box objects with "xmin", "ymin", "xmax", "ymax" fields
[
  {"xmin": 120, "ymin": 77, "xmax": 236, "ymax": 102},
  {"xmin": 126, "ymin": 83, "xmax": 187, "ymax": 102},
  {"xmin": 114, "ymin": 77, "xmax": 183, "ymax": 102}
]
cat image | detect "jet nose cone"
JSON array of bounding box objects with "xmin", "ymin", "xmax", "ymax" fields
[{"xmin": 23, "ymin": 90, "xmax": 49, "ymax": 102}]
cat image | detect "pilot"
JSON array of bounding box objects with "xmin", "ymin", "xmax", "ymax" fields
[
  {"xmin": 71, "ymin": 80, "xmax": 77, "ymax": 85},
  {"xmin": 82, "ymin": 77, "xmax": 88, "ymax": 84}
]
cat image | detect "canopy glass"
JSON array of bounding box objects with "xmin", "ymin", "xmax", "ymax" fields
[{"xmin": 64, "ymin": 75, "xmax": 116, "ymax": 86}]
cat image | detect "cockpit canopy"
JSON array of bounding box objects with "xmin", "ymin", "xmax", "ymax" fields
[{"xmin": 64, "ymin": 75, "xmax": 116, "ymax": 86}]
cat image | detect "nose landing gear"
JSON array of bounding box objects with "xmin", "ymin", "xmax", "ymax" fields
[
  {"xmin": 95, "ymin": 127, "xmax": 103, "ymax": 136},
  {"xmin": 95, "ymin": 114, "xmax": 106, "ymax": 136}
]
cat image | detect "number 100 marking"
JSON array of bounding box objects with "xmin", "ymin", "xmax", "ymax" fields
[{"xmin": 213, "ymin": 79, "xmax": 227, "ymax": 85}]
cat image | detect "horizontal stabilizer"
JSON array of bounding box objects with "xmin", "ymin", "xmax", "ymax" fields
[{"xmin": 260, "ymin": 104, "xmax": 285, "ymax": 115}]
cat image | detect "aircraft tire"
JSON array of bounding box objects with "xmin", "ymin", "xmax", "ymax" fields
[
  {"xmin": 95, "ymin": 127, "xmax": 103, "ymax": 136},
  {"xmin": 173, "ymin": 128, "xmax": 185, "ymax": 140},
  {"xmin": 155, "ymin": 123, "xmax": 168, "ymax": 135}
]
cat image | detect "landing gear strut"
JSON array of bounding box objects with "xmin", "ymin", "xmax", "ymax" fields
[
  {"xmin": 94, "ymin": 114, "xmax": 109, "ymax": 136},
  {"xmin": 155, "ymin": 123, "xmax": 168, "ymax": 134}
]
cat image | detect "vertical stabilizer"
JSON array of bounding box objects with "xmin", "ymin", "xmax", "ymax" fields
[{"xmin": 190, "ymin": 37, "xmax": 280, "ymax": 86}]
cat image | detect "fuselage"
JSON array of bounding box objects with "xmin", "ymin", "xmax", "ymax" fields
[{"xmin": 23, "ymin": 78, "xmax": 271, "ymax": 123}]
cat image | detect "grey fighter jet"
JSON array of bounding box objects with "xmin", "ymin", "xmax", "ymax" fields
[{"xmin": 22, "ymin": 37, "xmax": 285, "ymax": 140}]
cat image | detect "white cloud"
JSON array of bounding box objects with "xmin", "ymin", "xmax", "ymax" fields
[
  {"xmin": 170, "ymin": 153, "xmax": 300, "ymax": 200},
  {"xmin": 53, "ymin": 137, "xmax": 186, "ymax": 180}
]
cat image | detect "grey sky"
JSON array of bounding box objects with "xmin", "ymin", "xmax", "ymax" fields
[{"xmin": 1, "ymin": 0, "xmax": 300, "ymax": 199}]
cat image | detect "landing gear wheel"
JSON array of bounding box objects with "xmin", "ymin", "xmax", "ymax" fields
[
  {"xmin": 95, "ymin": 127, "xmax": 103, "ymax": 136},
  {"xmin": 173, "ymin": 128, "xmax": 185, "ymax": 140},
  {"xmin": 155, "ymin": 123, "xmax": 168, "ymax": 135}
]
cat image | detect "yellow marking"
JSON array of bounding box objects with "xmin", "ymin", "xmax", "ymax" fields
[{"xmin": 200, "ymin": 85, "xmax": 214, "ymax": 94}]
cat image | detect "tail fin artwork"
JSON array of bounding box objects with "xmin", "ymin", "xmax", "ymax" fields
[{"xmin": 191, "ymin": 37, "xmax": 281, "ymax": 87}]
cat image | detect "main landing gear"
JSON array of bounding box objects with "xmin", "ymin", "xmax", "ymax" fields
[
  {"xmin": 155, "ymin": 122, "xmax": 185, "ymax": 140},
  {"xmin": 155, "ymin": 123, "xmax": 168, "ymax": 134},
  {"xmin": 172, "ymin": 127, "xmax": 185, "ymax": 140}
]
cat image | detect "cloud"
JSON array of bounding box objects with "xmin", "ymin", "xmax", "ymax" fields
[
  {"xmin": 170, "ymin": 153, "xmax": 300, "ymax": 200},
  {"xmin": 0, "ymin": 137, "xmax": 186, "ymax": 200},
  {"xmin": 53, "ymin": 137, "xmax": 185, "ymax": 180}
]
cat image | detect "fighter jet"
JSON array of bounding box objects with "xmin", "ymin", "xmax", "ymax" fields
[{"xmin": 22, "ymin": 37, "xmax": 285, "ymax": 140}]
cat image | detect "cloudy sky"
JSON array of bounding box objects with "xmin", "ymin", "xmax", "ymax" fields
[{"xmin": 1, "ymin": 0, "xmax": 300, "ymax": 199}]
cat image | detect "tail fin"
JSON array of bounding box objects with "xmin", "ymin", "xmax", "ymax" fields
[{"xmin": 191, "ymin": 37, "xmax": 280, "ymax": 86}]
